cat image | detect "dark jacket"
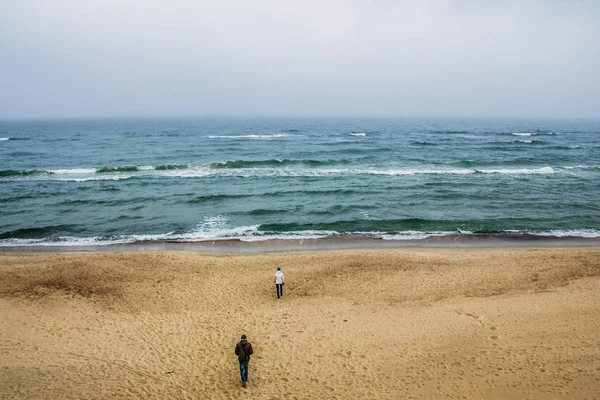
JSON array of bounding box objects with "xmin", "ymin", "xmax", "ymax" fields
[{"xmin": 235, "ymin": 340, "xmax": 253, "ymax": 363}]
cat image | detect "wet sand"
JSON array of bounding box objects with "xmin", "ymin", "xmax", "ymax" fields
[{"xmin": 1, "ymin": 247, "xmax": 599, "ymax": 399}]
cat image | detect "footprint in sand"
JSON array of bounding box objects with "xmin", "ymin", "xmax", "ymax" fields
[{"xmin": 454, "ymin": 309, "xmax": 484, "ymax": 326}]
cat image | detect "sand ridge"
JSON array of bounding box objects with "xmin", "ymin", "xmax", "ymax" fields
[{"xmin": 0, "ymin": 248, "xmax": 599, "ymax": 399}]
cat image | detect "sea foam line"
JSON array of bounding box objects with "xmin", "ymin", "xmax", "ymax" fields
[
  {"xmin": 208, "ymin": 133, "xmax": 300, "ymax": 139},
  {"xmin": 50, "ymin": 168, "xmax": 98, "ymax": 174},
  {"xmin": 2, "ymin": 228, "xmax": 600, "ymax": 247},
  {"xmin": 511, "ymin": 132, "xmax": 557, "ymax": 136},
  {"xmin": 2, "ymin": 165, "xmax": 574, "ymax": 181}
]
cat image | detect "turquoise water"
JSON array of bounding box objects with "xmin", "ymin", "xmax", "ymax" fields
[{"xmin": 1, "ymin": 117, "xmax": 599, "ymax": 247}]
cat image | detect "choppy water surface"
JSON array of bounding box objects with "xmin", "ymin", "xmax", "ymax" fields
[{"xmin": 1, "ymin": 117, "xmax": 599, "ymax": 247}]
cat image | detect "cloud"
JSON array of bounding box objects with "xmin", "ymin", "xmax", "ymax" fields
[{"xmin": 1, "ymin": 0, "xmax": 599, "ymax": 117}]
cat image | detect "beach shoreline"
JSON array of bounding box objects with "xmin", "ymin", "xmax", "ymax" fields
[
  {"xmin": 1, "ymin": 247, "xmax": 599, "ymax": 399},
  {"xmin": 2, "ymin": 233, "xmax": 600, "ymax": 253}
]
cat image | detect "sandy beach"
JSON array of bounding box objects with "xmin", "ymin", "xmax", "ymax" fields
[{"xmin": 1, "ymin": 247, "xmax": 599, "ymax": 399}]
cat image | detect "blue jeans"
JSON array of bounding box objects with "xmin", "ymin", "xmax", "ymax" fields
[{"xmin": 239, "ymin": 361, "xmax": 249, "ymax": 382}]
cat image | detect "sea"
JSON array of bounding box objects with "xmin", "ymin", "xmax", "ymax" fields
[{"xmin": 1, "ymin": 117, "xmax": 599, "ymax": 250}]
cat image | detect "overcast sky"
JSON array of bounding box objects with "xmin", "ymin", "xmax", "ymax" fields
[{"xmin": 1, "ymin": 0, "xmax": 599, "ymax": 119}]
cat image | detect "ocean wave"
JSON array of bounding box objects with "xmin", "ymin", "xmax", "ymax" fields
[
  {"xmin": 323, "ymin": 146, "xmax": 392, "ymax": 155},
  {"xmin": 511, "ymin": 131, "xmax": 557, "ymax": 136},
  {"xmin": 410, "ymin": 141, "xmax": 438, "ymax": 146},
  {"xmin": 187, "ymin": 193, "xmax": 250, "ymax": 203},
  {"xmin": 473, "ymin": 167, "xmax": 555, "ymax": 174},
  {"xmin": 209, "ymin": 159, "xmax": 342, "ymax": 169},
  {"xmin": 564, "ymin": 165, "xmax": 600, "ymax": 172},
  {"xmin": 155, "ymin": 164, "xmax": 188, "ymax": 170},
  {"xmin": 246, "ymin": 208, "xmax": 291, "ymax": 216},
  {"xmin": 257, "ymin": 218, "xmax": 456, "ymax": 233},
  {"xmin": 534, "ymin": 229, "xmax": 600, "ymax": 238},
  {"xmin": 0, "ymin": 225, "xmax": 80, "ymax": 240},
  {"xmin": 0, "ymin": 137, "xmax": 9, "ymax": 141},
  {"xmin": 365, "ymin": 168, "xmax": 471, "ymax": 176},
  {"xmin": 514, "ymin": 139, "xmax": 547, "ymax": 144},
  {"xmin": 8, "ymin": 152, "xmax": 43, "ymax": 157},
  {"xmin": 0, "ymin": 169, "xmax": 53, "ymax": 177},
  {"xmin": 512, "ymin": 132, "xmax": 533, "ymax": 136},
  {"xmin": 3, "ymin": 227, "xmax": 598, "ymax": 247},
  {"xmin": 429, "ymin": 130, "xmax": 470, "ymax": 134},
  {"xmin": 448, "ymin": 160, "xmax": 489, "ymax": 168},
  {"xmin": 187, "ymin": 188, "xmax": 361, "ymax": 204},
  {"xmin": 50, "ymin": 168, "xmax": 97, "ymax": 174},
  {"xmin": 97, "ymin": 165, "xmax": 139, "ymax": 173},
  {"xmin": 545, "ymin": 145, "xmax": 588, "ymax": 150},
  {"xmin": 348, "ymin": 132, "xmax": 366, "ymax": 137},
  {"xmin": 457, "ymin": 134, "xmax": 486, "ymax": 140},
  {"xmin": 311, "ymin": 204, "xmax": 380, "ymax": 215},
  {"xmin": 208, "ymin": 133, "xmax": 300, "ymax": 139},
  {"xmin": 55, "ymin": 176, "xmax": 137, "ymax": 182},
  {"xmin": 380, "ymin": 231, "xmax": 461, "ymax": 240},
  {"xmin": 0, "ymin": 194, "xmax": 38, "ymax": 203},
  {"xmin": 0, "ymin": 164, "xmax": 571, "ymax": 181},
  {"xmin": 0, "ymin": 165, "xmax": 189, "ymax": 180}
]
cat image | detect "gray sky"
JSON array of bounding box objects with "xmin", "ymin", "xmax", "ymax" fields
[{"xmin": 1, "ymin": 0, "xmax": 599, "ymax": 118}]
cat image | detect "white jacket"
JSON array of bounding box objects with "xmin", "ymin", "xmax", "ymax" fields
[{"xmin": 274, "ymin": 270, "xmax": 284, "ymax": 285}]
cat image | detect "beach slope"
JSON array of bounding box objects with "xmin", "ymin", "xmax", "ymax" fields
[{"xmin": 1, "ymin": 248, "xmax": 599, "ymax": 399}]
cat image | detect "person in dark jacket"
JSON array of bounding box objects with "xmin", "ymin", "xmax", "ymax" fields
[{"xmin": 234, "ymin": 334, "xmax": 253, "ymax": 387}]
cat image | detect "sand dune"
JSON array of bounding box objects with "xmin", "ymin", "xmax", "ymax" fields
[{"xmin": 1, "ymin": 248, "xmax": 599, "ymax": 399}]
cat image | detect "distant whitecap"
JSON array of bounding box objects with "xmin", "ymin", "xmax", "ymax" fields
[{"xmin": 208, "ymin": 133, "xmax": 299, "ymax": 139}]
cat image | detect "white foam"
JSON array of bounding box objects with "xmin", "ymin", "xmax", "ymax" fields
[
  {"xmin": 171, "ymin": 215, "xmax": 261, "ymax": 241},
  {"xmin": 164, "ymin": 215, "xmax": 340, "ymax": 242},
  {"xmin": 3, "ymin": 227, "xmax": 600, "ymax": 247},
  {"xmin": 239, "ymin": 231, "xmax": 335, "ymax": 242},
  {"xmin": 50, "ymin": 168, "xmax": 97, "ymax": 174},
  {"xmin": 564, "ymin": 165, "xmax": 599, "ymax": 170},
  {"xmin": 366, "ymin": 168, "xmax": 472, "ymax": 176},
  {"xmin": 54, "ymin": 175, "xmax": 135, "ymax": 182},
  {"xmin": 0, "ymin": 236, "xmax": 127, "ymax": 247},
  {"xmin": 536, "ymin": 229, "xmax": 600, "ymax": 238},
  {"xmin": 158, "ymin": 167, "xmax": 213, "ymax": 178},
  {"xmin": 47, "ymin": 167, "xmax": 138, "ymax": 181},
  {"xmin": 0, "ymin": 138, "xmax": 9, "ymax": 141},
  {"xmin": 479, "ymin": 167, "xmax": 555, "ymax": 174},
  {"xmin": 381, "ymin": 231, "xmax": 459, "ymax": 240},
  {"xmin": 4, "ymin": 164, "xmax": 574, "ymax": 182},
  {"xmin": 208, "ymin": 133, "xmax": 299, "ymax": 139},
  {"xmin": 457, "ymin": 135, "xmax": 485, "ymax": 140},
  {"xmin": 512, "ymin": 132, "xmax": 557, "ymax": 136},
  {"xmin": 517, "ymin": 140, "xmax": 532, "ymax": 144},
  {"xmin": 349, "ymin": 133, "xmax": 366, "ymax": 137}
]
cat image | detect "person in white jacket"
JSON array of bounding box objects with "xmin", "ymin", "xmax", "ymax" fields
[{"xmin": 274, "ymin": 267, "xmax": 285, "ymax": 299}]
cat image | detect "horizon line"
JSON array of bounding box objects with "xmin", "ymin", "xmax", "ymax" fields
[{"xmin": 1, "ymin": 114, "xmax": 600, "ymax": 122}]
